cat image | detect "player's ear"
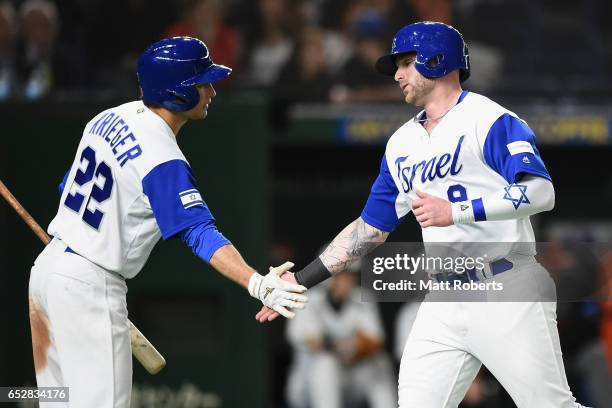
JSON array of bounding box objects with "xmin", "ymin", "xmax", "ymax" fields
[{"xmin": 138, "ymin": 86, "xmax": 143, "ymax": 98}]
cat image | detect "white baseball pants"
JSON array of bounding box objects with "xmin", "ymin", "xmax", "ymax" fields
[
  {"xmin": 28, "ymin": 238, "xmax": 132, "ymax": 407},
  {"xmin": 398, "ymin": 262, "xmax": 589, "ymax": 407}
]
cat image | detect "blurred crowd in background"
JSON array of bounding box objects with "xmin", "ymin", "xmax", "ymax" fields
[{"xmin": 0, "ymin": 0, "xmax": 611, "ymax": 103}]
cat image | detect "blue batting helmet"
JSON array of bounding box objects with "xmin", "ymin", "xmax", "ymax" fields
[
  {"xmin": 375, "ymin": 22, "xmax": 470, "ymax": 82},
  {"xmin": 137, "ymin": 36, "xmax": 232, "ymax": 112}
]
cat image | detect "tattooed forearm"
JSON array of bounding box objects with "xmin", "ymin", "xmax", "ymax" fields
[{"xmin": 319, "ymin": 217, "xmax": 389, "ymax": 275}]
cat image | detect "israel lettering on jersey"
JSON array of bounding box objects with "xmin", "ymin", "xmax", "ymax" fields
[
  {"xmin": 361, "ymin": 91, "xmax": 551, "ymax": 256},
  {"xmin": 48, "ymin": 101, "xmax": 217, "ymax": 278}
]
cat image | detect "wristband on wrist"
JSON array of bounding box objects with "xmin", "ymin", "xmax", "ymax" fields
[
  {"xmin": 295, "ymin": 257, "xmax": 332, "ymax": 288},
  {"xmin": 452, "ymin": 198, "xmax": 487, "ymax": 224},
  {"xmin": 471, "ymin": 198, "xmax": 487, "ymax": 221},
  {"xmin": 451, "ymin": 201, "xmax": 474, "ymax": 224}
]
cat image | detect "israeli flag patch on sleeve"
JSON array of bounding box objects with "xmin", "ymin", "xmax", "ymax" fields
[
  {"xmin": 506, "ymin": 141, "xmax": 535, "ymax": 156},
  {"xmin": 179, "ymin": 189, "xmax": 205, "ymax": 209}
]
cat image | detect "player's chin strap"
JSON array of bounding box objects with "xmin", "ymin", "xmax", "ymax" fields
[{"xmin": 452, "ymin": 175, "xmax": 554, "ymax": 224}]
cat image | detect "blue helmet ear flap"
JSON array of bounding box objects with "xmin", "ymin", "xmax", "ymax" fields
[{"xmin": 159, "ymin": 86, "xmax": 200, "ymax": 112}]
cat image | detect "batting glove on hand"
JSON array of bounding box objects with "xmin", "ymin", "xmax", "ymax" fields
[{"xmin": 248, "ymin": 262, "xmax": 308, "ymax": 319}]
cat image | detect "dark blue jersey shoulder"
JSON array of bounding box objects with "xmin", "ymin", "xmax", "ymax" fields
[
  {"xmin": 142, "ymin": 159, "xmax": 215, "ymax": 239},
  {"xmin": 483, "ymin": 113, "xmax": 551, "ymax": 183},
  {"xmin": 361, "ymin": 154, "xmax": 403, "ymax": 232}
]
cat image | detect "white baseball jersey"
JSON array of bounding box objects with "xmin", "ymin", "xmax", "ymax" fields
[
  {"xmin": 361, "ymin": 91, "xmax": 551, "ymax": 246},
  {"xmin": 48, "ymin": 101, "xmax": 214, "ymax": 278},
  {"xmin": 368, "ymin": 92, "xmax": 585, "ymax": 407}
]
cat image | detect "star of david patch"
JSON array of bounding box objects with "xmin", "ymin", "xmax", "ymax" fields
[{"xmin": 503, "ymin": 184, "xmax": 530, "ymax": 209}]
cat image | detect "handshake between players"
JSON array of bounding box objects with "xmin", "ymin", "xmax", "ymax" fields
[{"xmin": 248, "ymin": 262, "xmax": 308, "ymax": 319}]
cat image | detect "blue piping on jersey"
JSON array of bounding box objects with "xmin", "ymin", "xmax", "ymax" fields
[
  {"xmin": 472, "ymin": 198, "xmax": 487, "ymax": 221},
  {"xmin": 59, "ymin": 170, "xmax": 70, "ymax": 194}
]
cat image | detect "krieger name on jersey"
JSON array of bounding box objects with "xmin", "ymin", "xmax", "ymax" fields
[{"xmin": 88, "ymin": 111, "xmax": 143, "ymax": 167}]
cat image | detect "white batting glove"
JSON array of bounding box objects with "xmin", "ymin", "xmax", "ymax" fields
[{"xmin": 248, "ymin": 262, "xmax": 308, "ymax": 319}]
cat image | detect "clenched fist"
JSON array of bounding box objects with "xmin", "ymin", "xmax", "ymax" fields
[{"xmin": 412, "ymin": 190, "xmax": 453, "ymax": 228}]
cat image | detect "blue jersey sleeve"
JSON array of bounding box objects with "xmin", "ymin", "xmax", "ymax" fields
[
  {"xmin": 142, "ymin": 159, "xmax": 217, "ymax": 240},
  {"xmin": 483, "ymin": 114, "xmax": 551, "ymax": 183},
  {"xmin": 180, "ymin": 220, "xmax": 231, "ymax": 263},
  {"xmin": 361, "ymin": 155, "xmax": 403, "ymax": 232}
]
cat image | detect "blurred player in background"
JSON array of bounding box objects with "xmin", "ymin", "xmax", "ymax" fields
[
  {"xmin": 258, "ymin": 22, "xmax": 589, "ymax": 407},
  {"xmin": 285, "ymin": 258, "xmax": 396, "ymax": 408},
  {"xmin": 28, "ymin": 36, "xmax": 307, "ymax": 407}
]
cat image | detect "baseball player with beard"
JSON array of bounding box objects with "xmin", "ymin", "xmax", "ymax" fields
[
  {"xmin": 257, "ymin": 22, "xmax": 589, "ymax": 407},
  {"xmin": 28, "ymin": 36, "xmax": 307, "ymax": 407}
]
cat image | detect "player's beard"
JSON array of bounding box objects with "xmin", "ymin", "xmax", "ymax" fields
[{"xmin": 405, "ymin": 76, "xmax": 435, "ymax": 107}]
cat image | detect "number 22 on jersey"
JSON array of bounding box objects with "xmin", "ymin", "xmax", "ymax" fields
[{"xmin": 64, "ymin": 146, "xmax": 114, "ymax": 230}]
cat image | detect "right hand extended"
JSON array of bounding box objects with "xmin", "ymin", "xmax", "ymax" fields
[
  {"xmin": 255, "ymin": 270, "xmax": 299, "ymax": 323},
  {"xmin": 248, "ymin": 262, "xmax": 307, "ymax": 319}
]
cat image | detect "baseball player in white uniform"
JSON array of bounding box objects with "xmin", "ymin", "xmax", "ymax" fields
[
  {"xmin": 256, "ymin": 22, "xmax": 588, "ymax": 407},
  {"xmin": 28, "ymin": 36, "xmax": 308, "ymax": 407}
]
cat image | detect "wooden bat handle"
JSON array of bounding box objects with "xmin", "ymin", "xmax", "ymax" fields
[
  {"xmin": 129, "ymin": 321, "xmax": 166, "ymax": 374},
  {"xmin": 0, "ymin": 178, "xmax": 166, "ymax": 375}
]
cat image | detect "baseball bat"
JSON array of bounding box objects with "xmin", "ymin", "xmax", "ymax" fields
[{"xmin": 0, "ymin": 178, "xmax": 166, "ymax": 375}]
